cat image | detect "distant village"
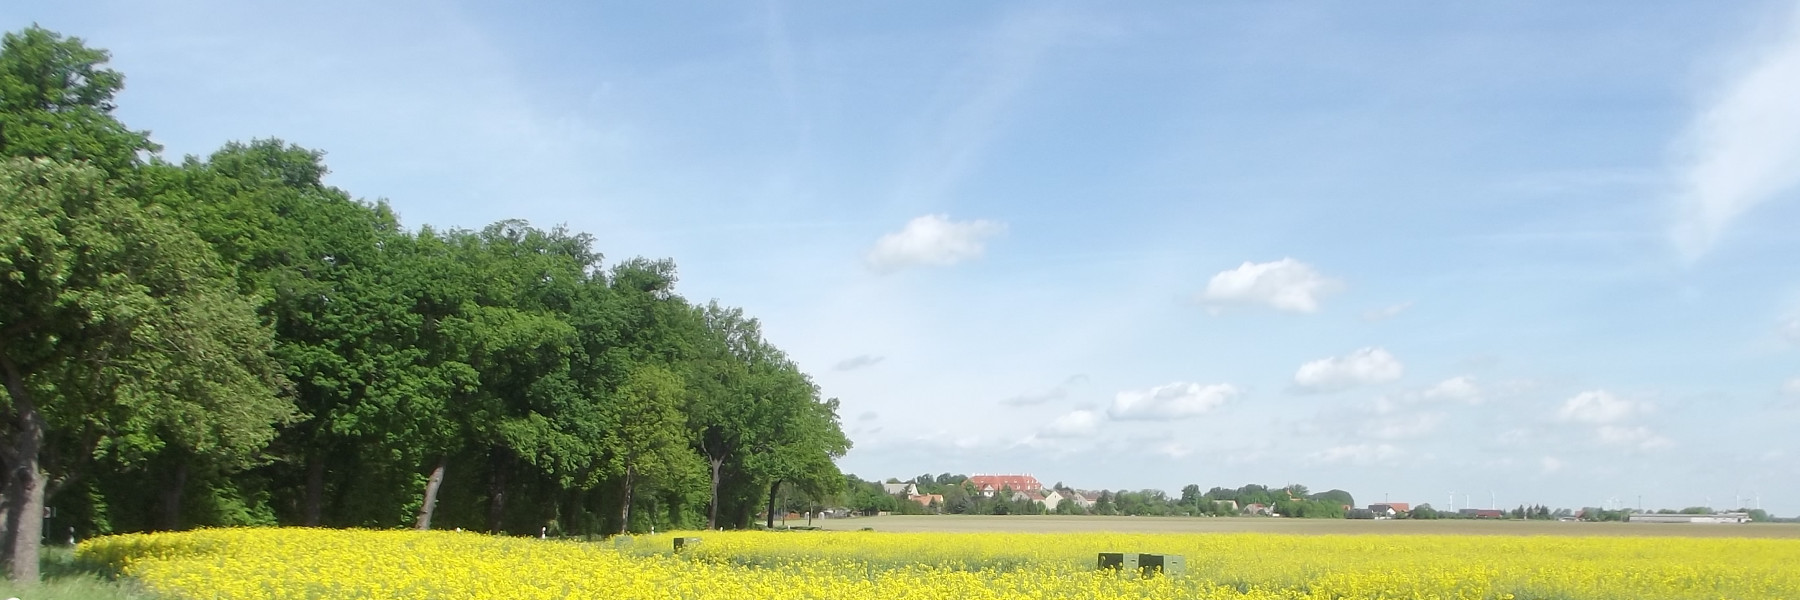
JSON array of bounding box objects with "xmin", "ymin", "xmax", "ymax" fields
[{"xmin": 819, "ymin": 473, "xmax": 1774, "ymax": 524}]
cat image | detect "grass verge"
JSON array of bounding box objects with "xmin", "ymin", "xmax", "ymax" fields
[{"xmin": 0, "ymin": 546, "xmax": 157, "ymax": 600}]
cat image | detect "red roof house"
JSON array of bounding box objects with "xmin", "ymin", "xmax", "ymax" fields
[{"xmin": 967, "ymin": 474, "xmax": 1044, "ymax": 497}]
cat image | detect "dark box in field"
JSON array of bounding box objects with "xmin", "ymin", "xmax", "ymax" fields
[{"xmin": 1098, "ymin": 552, "xmax": 1183, "ymax": 576}]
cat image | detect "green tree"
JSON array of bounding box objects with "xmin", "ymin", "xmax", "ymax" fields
[
  {"xmin": 148, "ymin": 139, "xmax": 426, "ymax": 530},
  {"xmin": 606, "ymin": 365, "xmax": 700, "ymax": 534},
  {"xmin": 750, "ymin": 374, "xmax": 850, "ymax": 529},
  {"xmin": 1179, "ymin": 484, "xmax": 1201, "ymax": 509},
  {"xmin": 0, "ymin": 158, "xmax": 289, "ymax": 581},
  {"xmin": 0, "ymin": 27, "xmax": 156, "ymax": 177},
  {"xmin": 1308, "ymin": 489, "xmax": 1355, "ymax": 508}
]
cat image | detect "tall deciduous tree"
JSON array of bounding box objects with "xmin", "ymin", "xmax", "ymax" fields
[
  {"xmin": 605, "ymin": 365, "xmax": 699, "ymax": 534},
  {"xmin": 0, "ymin": 158, "xmax": 288, "ymax": 581}
]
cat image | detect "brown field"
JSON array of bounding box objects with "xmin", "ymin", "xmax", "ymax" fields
[{"xmin": 809, "ymin": 514, "xmax": 1800, "ymax": 538}]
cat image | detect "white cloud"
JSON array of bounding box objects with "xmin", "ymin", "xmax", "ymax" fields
[
  {"xmin": 1106, "ymin": 382, "xmax": 1241, "ymax": 420},
  {"xmin": 1540, "ymin": 456, "xmax": 1565, "ymax": 474},
  {"xmin": 865, "ymin": 214, "xmax": 1006, "ymax": 273},
  {"xmin": 1597, "ymin": 425, "xmax": 1674, "ymax": 451},
  {"xmin": 1198, "ymin": 258, "xmax": 1341, "ymax": 313},
  {"xmin": 1039, "ymin": 409, "xmax": 1102, "ymax": 438},
  {"xmin": 833, "ymin": 354, "xmax": 886, "ymax": 371},
  {"xmin": 1362, "ymin": 302, "xmax": 1413, "ymax": 322},
  {"xmin": 1312, "ymin": 443, "xmax": 1402, "ymax": 466},
  {"xmin": 1785, "ymin": 377, "xmax": 1800, "ymax": 396},
  {"xmin": 1556, "ymin": 390, "xmax": 1638, "ymax": 424},
  {"xmin": 1293, "ymin": 347, "xmax": 1404, "ymax": 392},
  {"xmin": 1423, "ymin": 376, "xmax": 1483, "ymax": 404},
  {"xmin": 1783, "ymin": 315, "xmax": 1800, "ymax": 343},
  {"xmin": 1671, "ymin": 4, "xmax": 1800, "ymax": 258}
]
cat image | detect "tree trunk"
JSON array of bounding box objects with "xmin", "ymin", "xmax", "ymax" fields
[
  {"xmin": 414, "ymin": 456, "xmax": 446, "ymax": 530},
  {"xmin": 0, "ymin": 457, "xmax": 15, "ymax": 570},
  {"xmin": 3, "ymin": 392, "xmax": 45, "ymax": 583},
  {"xmin": 486, "ymin": 452, "xmax": 508, "ymax": 534},
  {"xmin": 303, "ymin": 452, "xmax": 324, "ymax": 526},
  {"xmin": 706, "ymin": 457, "xmax": 723, "ymax": 530},
  {"xmin": 764, "ymin": 480, "xmax": 780, "ymax": 529},
  {"xmin": 617, "ymin": 466, "xmax": 634, "ymax": 535},
  {"xmin": 157, "ymin": 460, "xmax": 188, "ymax": 531}
]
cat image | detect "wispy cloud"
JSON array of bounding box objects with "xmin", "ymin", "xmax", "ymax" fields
[
  {"xmin": 1199, "ymin": 259, "xmax": 1342, "ymax": 314},
  {"xmin": 1357, "ymin": 413, "xmax": 1445, "ymax": 441},
  {"xmin": 1596, "ymin": 425, "xmax": 1673, "ymax": 451},
  {"xmin": 865, "ymin": 214, "xmax": 1006, "ymax": 273},
  {"xmin": 1312, "ymin": 443, "xmax": 1402, "ymax": 466},
  {"xmin": 834, "ymin": 354, "xmax": 886, "ymax": 372},
  {"xmin": 1556, "ymin": 390, "xmax": 1639, "ymax": 424},
  {"xmin": 1671, "ymin": 2, "xmax": 1800, "ymax": 258},
  {"xmin": 1002, "ymin": 375, "xmax": 1088, "ymax": 407},
  {"xmin": 1362, "ymin": 302, "xmax": 1412, "ymax": 322},
  {"xmin": 760, "ymin": 0, "xmax": 800, "ymax": 119},
  {"xmin": 1422, "ymin": 376, "xmax": 1483, "ymax": 405},
  {"xmin": 1293, "ymin": 348, "xmax": 1403, "ymax": 393},
  {"xmin": 895, "ymin": 9, "xmax": 1083, "ymax": 206},
  {"xmin": 1540, "ymin": 456, "xmax": 1565, "ymax": 474},
  {"xmin": 1154, "ymin": 441, "xmax": 1194, "ymax": 459}
]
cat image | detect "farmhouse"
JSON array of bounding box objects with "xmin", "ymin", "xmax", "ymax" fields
[
  {"xmin": 882, "ymin": 482, "xmax": 918, "ymax": 496},
  {"xmin": 907, "ymin": 494, "xmax": 944, "ymax": 510},
  {"xmin": 1069, "ymin": 490, "xmax": 1100, "ymax": 509},
  {"xmin": 1629, "ymin": 512, "xmax": 1751, "ymax": 524},
  {"xmin": 968, "ymin": 474, "xmax": 1044, "ymax": 498},
  {"xmin": 1368, "ymin": 503, "xmax": 1411, "ymax": 518},
  {"xmin": 1243, "ymin": 503, "xmax": 1272, "ymax": 516}
]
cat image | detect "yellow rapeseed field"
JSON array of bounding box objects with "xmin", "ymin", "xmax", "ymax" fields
[{"xmin": 77, "ymin": 527, "xmax": 1800, "ymax": 599}]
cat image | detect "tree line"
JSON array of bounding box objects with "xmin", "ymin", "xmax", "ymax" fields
[
  {"xmin": 840, "ymin": 475, "xmax": 1360, "ymax": 518},
  {"xmin": 0, "ymin": 26, "xmax": 850, "ymax": 582}
]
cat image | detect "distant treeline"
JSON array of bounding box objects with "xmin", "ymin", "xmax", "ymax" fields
[
  {"xmin": 0, "ymin": 26, "xmax": 848, "ymax": 581},
  {"xmin": 843, "ymin": 474, "xmax": 1358, "ymax": 518}
]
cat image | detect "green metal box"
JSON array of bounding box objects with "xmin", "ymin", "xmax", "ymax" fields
[
  {"xmin": 1097, "ymin": 552, "xmax": 1139, "ymax": 571},
  {"xmin": 1138, "ymin": 553, "xmax": 1185, "ymax": 576}
]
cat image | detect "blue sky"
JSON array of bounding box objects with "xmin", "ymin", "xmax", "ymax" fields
[{"xmin": 10, "ymin": 1, "xmax": 1800, "ymax": 514}]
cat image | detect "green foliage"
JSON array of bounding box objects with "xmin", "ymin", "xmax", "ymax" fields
[
  {"xmin": 2, "ymin": 25, "xmax": 854, "ymax": 575},
  {"xmin": 0, "ymin": 27, "xmax": 156, "ymax": 176},
  {"xmin": 1307, "ymin": 489, "xmax": 1355, "ymax": 508}
]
